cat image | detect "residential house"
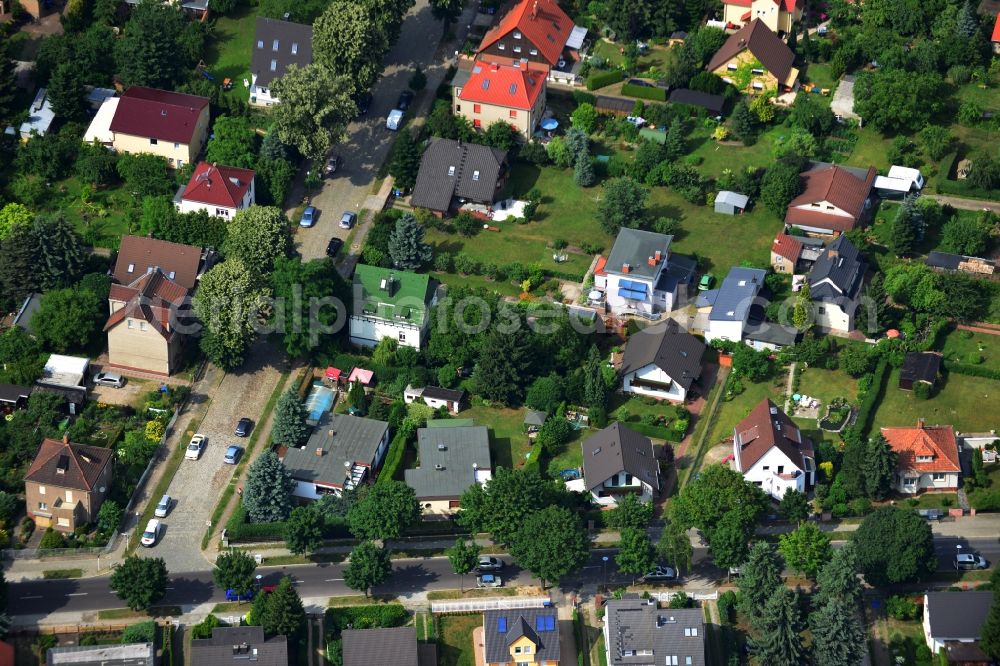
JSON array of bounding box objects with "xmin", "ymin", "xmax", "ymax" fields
[
  {"xmin": 0, "ymin": 384, "xmax": 29, "ymax": 415},
  {"xmin": 47, "ymin": 643, "xmax": 155, "ymax": 666},
  {"xmin": 881, "ymin": 421, "xmax": 961, "ymax": 494},
  {"xmin": 923, "ymin": 592, "xmax": 993, "ymax": 664},
  {"xmin": 714, "ymin": 190, "xmax": 749, "ymax": 215},
  {"xmin": 992, "ymin": 15, "xmax": 1000, "ymax": 54},
  {"xmin": 109, "ymin": 86, "xmax": 210, "ymax": 168},
  {"xmin": 721, "ymin": 0, "xmax": 802, "ymax": 34},
  {"xmin": 770, "ymin": 233, "xmax": 824, "ymax": 274},
  {"xmin": 452, "ymin": 60, "xmax": 547, "ymax": 137},
  {"xmin": 18, "ymin": 88, "xmax": 55, "ymax": 141},
  {"xmin": 175, "ymin": 161, "xmax": 255, "ymax": 219},
  {"xmin": 595, "ymin": 228, "xmax": 697, "ymax": 317},
  {"xmin": 603, "ymin": 597, "xmax": 706, "ymax": 666},
  {"xmin": 113, "ymin": 235, "xmax": 204, "ymax": 290},
  {"xmin": 483, "ymin": 608, "xmax": 561, "ymax": 666},
  {"xmin": 405, "ymin": 424, "xmax": 492, "ymax": 516},
  {"xmin": 476, "ymin": 0, "xmax": 580, "ymax": 70},
  {"xmin": 805, "ymin": 234, "xmax": 867, "ymax": 333},
  {"xmin": 342, "ymin": 627, "xmax": 436, "ymax": 666},
  {"xmin": 123, "ymin": 0, "xmax": 209, "ymax": 19},
  {"xmin": 250, "ymin": 18, "xmax": 313, "ymax": 106},
  {"xmin": 732, "ymin": 399, "xmax": 815, "ymax": 500},
  {"xmin": 282, "ymin": 412, "xmax": 390, "ymax": 499},
  {"xmin": 704, "ymin": 266, "xmax": 766, "ymax": 343},
  {"xmin": 33, "ymin": 354, "xmax": 89, "ymax": 415},
  {"xmin": 926, "ymin": 251, "xmax": 996, "ymax": 277},
  {"xmin": 582, "ymin": 422, "xmax": 661, "ymax": 506},
  {"xmin": 785, "ymin": 162, "xmax": 877, "ymax": 237},
  {"xmin": 25, "ymin": 437, "xmax": 114, "ymax": 532},
  {"xmin": 410, "ymin": 138, "xmax": 509, "ymax": 216},
  {"xmin": 350, "ymin": 265, "xmax": 434, "ymax": 349},
  {"xmin": 403, "ymin": 385, "xmax": 465, "ymax": 414},
  {"xmin": 706, "ymin": 20, "xmax": 799, "ymax": 94},
  {"xmin": 899, "ymin": 352, "xmax": 942, "ymax": 391},
  {"xmin": 190, "ymin": 626, "xmax": 288, "ymax": 666},
  {"xmin": 620, "ymin": 319, "xmax": 705, "ymax": 403}
]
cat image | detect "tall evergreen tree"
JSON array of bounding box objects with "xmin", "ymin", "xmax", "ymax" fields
[
  {"xmin": 574, "ymin": 156, "xmax": 597, "ymax": 187},
  {"xmin": 755, "ymin": 587, "xmax": 805, "ymax": 666},
  {"xmin": 243, "ymin": 450, "xmax": 295, "ymax": 523},
  {"xmin": 583, "ymin": 345, "xmax": 609, "ymax": 409},
  {"xmin": 387, "ymin": 214, "xmax": 432, "ymax": 270},
  {"xmin": 270, "ymin": 388, "xmax": 310, "ymax": 446},
  {"xmin": 737, "ymin": 541, "xmax": 782, "ymax": 618},
  {"xmin": 0, "ymin": 57, "xmax": 18, "ymax": 122},
  {"xmin": 472, "ymin": 329, "xmax": 532, "ymax": 405},
  {"xmin": 388, "ymin": 131, "xmax": 423, "ymax": 191},
  {"xmin": 662, "ymin": 119, "xmax": 687, "ymax": 161},
  {"xmin": 814, "ymin": 541, "xmax": 863, "ymax": 607},
  {"xmin": 889, "ymin": 193, "xmax": 921, "ymax": 256},
  {"xmin": 981, "ymin": 595, "xmax": 1000, "ymax": 660},
  {"xmin": 957, "ymin": 0, "xmax": 979, "ymax": 37},
  {"xmin": 258, "ymin": 576, "xmax": 305, "ymax": 640},
  {"xmin": 863, "ymin": 434, "xmax": 897, "ymax": 500},
  {"xmin": 46, "ymin": 62, "xmax": 87, "ymax": 119},
  {"xmin": 810, "ymin": 597, "xmax": 866, "ymax": 666}
]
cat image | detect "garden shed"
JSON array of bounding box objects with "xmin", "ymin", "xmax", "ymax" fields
[{"xmin": 715, "ymin": 191, "xmax": 750, "ymax": 215}]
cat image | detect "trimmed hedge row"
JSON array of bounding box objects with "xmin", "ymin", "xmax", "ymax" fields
[
  {"xmin": 621, "ymin": 83, "xmax": 667, "ymax": 101},
  {"xmin": 326, "ymin": 604, "xmax": 408, "ymax": 636},
  {"xmin": 625, "ymin": 421, "xmax": 685, "ymax": 442},
  {"xmin": 943, "ymin": 360, "xmax": 1000, "ymax": 381},
  {"xmin": 225, "ymin": 504, "xmax": 350, "ymax": 543},
  {"xmin": 586, "ymin": 70, "xmax": 624, "ymax": 90},
  {"xmin": 936, "ymin": 152, "xmax": 1000, "ymax": 201},
  {"xmin": 855, "ymin": 357, "xmax": 890, "ymax": 439},
  {"xmin": 377, "ymin": 427, "xmax": 413, "ymax": 485}
]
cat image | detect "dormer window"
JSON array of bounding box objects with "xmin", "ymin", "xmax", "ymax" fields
[
  {"xmin": 291, "ymin": 42, "xmax": 298, "ymax": 55},
  {"xmin": 168, "ymin": 271, "xmax": 176, "ymax": 279},
  {"xmin": 916, "ymin": 455, "xmax": 934, "ymax": 462},
  {"xmin": 272, "ymin": 39, "xmax": 279, "ymax": 51},
  {"xmin": 513, "ymin": 30, "xmax": 522, "ymax": 39},
  {"xmin": 498, "ymin": 42, "xmax": 506, "ymax": 50}
]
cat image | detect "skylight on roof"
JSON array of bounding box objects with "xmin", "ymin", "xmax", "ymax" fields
[
  {"xmin": 270, "ymin": 59, "xmax": 278, "ymax": 71},
  {"xmin": 291, "ymin": 42, "xmax": 298, "ymax": 54},
  {"xmin": 272, "ymin": 39, "xmax": 279, "ymax": 51},
  {"xmin": 482, "ymin": 79, "xmax": 490, "ymax": 90},
  {"xmin": 473, "ymin": 170, "xmax": 480, "ymax": 181},
  {"xmin": 257, "ymin": 39, "xmax": 264, "ymax": 48},
  {"xmin": 448, "ymin": 165, "xmax": 456, "ymax": 176},
  {"xmin": 509, "ymin": 83, "xmax": 517, "ymax": 95}
]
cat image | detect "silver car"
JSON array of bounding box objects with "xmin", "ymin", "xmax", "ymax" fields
[{"xmin": 154, "ymin": 494, "xmax": 171, "ymax": 518}]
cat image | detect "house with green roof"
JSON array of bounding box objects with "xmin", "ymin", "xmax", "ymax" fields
[{"xmin": 350, "ymin": 265, "xmax": 434, "ymax": 349}]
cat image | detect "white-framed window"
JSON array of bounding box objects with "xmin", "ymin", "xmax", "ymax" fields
[
  {"xmin": 684, "ymin": 627, "xmax": 699, "ymax": 637},
  {"xmin": 473, "ymin": 170, "xmax": 480, "ymax": 181},
  {"xmin": 513, "ymin": 30, "xmax": 522, "ymax": 39},
  {"xmin": 39, "ymin": 486, "xmax": 46, "ymax": 495},
  {"xmin": 257, "ymin": 39, "xmax": 264, "ymax": 48},
  {"xmin": 398, "ymin": 332, "xmax": 406, "ymax": 342},
  {"xmin": 150, "ymin": 138, "xmax": 158, "ymax": 145},
  {"xmin": 291, "ymin": 42, "xmax": 298, "ymax": 55},
  {"xmin": 904, "ymin": 477, "xmax": 917, "ymax": 486},
  {"xmin": 932, "ymin": 472, "xmax": 945, "ymax": 481},
  {"xmin": 272, "ymin": 39, "xmax": 279, "ymax": 51},
  {"xmin": 271, "ymin": 59, "xmax": 278, "ymax": 72},
  {"xmin": 523, "ymin": 646, "xmax": 531, "ymax": 654},
  {"xmin": 127, "ymin": 318, "xmax": 134, "ymax": 329},
  {"xmin": 514, "ymin": 647, "xmax": 521, "ymax": 654},
  {"xmin": 666, "ymin": 657, "xmax": 679, "ymax": 666},
  {"xmin": 916, "ymin": 455, "xmax": 934, "ymax": 463},
  {"xmin": 727, "ymin": 63, "xmax": 737, "ymax": 71},
  {"xmin": 685, "ymin": 658, "xmax": 693, "ymax": 665},
  {"xmin": 752, "ymin": 82, "xmax": 764, "ymax": 90},
  {"xmin": 57, "ymin": 518, "xmax": 70, "ymax": 527},
  {"xmin": 530, "ymin": 48, "xmax": 538, "ymax": 55},
  {"xmin": 498, "ymin": 42, "xmax": 506, "ymax": 50},
  {"xmin": 168, "ymin": 271, "xmax": 176, "ymax": 279},
  {"xmin": 38, "ymin": 502, "xmax": 48, "ymax": 510},
  {"xmin": 751, "ymin": 68, "xmax": 764, "ymax": 75},
  {"xmin": 65, "ymin": 490, "xmax": 73, "ymax": 503},
  {"xmin": 513, "ymin": 45, "xmax": 522, "ymax": 53},
  {"xmin": 127, "ymin": 263, "xmax": 135, "ymax": 273},
  {"xmin": 174, "ymin": 142, "xmax": 179, "ymax": 149}
]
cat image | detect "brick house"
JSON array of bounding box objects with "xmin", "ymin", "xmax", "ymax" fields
[
  {"xmin": 109, "ymin": 87, "xmax": 210, "ymax": 169},
  {"xmin": 453, "ymin": 60, "xmax": 547, "ymax": 138},
  {"xmin": 25, "ymin": 437, "xmax": 114, "ymax": 533}
]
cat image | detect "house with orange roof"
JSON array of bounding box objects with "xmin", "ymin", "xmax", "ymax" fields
[
  {"xmin": 453, "ymin": 60, "xmax": 547, "ymax": 137},
  {"xmin": 476, "ymin": 0, "xmax": 586, "ymax": 73},
  {"xmin": 721, "ymin": 0, "xmax": 802, "ymax": 35},
  {"xmin": 992, "ymin": 14, "xmax": 1000, "ymax": 54},
  {"xmin": 176, "ymin": 162, "xmax": 256, "ymax": 219},
  {"xmin": 881, "ymin": 420, "xmax": 961, "ymax": 494}
]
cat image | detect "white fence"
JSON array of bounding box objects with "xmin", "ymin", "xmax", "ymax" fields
[
  {"xmin": 431, "ymin": 597, "xmax": 551, "ymax": 614},
  {"xmin": 647, "ymin": 591, "xmax": 718, "ymax": 603}
]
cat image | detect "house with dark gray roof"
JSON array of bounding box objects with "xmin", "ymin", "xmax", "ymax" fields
[
  {"xmin": 596, "ymin": 228, "xmax": 697, "ymax": 317},
  {"xmin": 250, "ymin": 18, "xmax": 313, "ymax": 107},
  {"xmin": 621, "ymin": 319, "xmax": 704, "ymax": 403},
  {"xmin": 668, "ymin": 88, "xmax": 724, "ymax": 115},
  {"xmin": 0, "ymin": 383, "xmax": 29, "ymax": 413},
  {"xmin": 47, "ymin": 642, "xmax": 156, "ymax": 666},
  {"xmin": 483, "ymin": 608, "xmax": 561, "ymax": 666},
  {"xmin": 410, "ymin": 138, "xmax": 509, "ymax": 216},
  {"xmin": 806, "ymin": 234, "xmax": 866, "ymax": 333},
  {"xmin": 926, "ymin": 250, "xmax": 995, "ymax": 277},
  {"xmin": 342, "ymin": 626, "xmax": 436, "ymax": 666},
  {"xmin": 405, "ymin": 424, "xmax": 492, "ymax": 516},
  {"xmin": 281, "ymin": 412, "xmax": 390, "ymax": 500},
  {"xmin": 923, "ymin": 591, "xmax": 993, "ymax": 661},
  {"xmin": 733, "ymin": 399, "xmax": 814, "ymax": 500},
  {"xmin": 189, "ymin": 626, "xmax": 288, "ymax": 666},
  {"xmin": 705, "ymin": 267, "xmax": 767, "ymax": 344},
  {"xmin": 581, "ymin": 423, "xmax": 660, "ymax": 506},
  {"xmin": 899, "ymin": 352, "xmax": 941, "ymax": 391},
  {"xmin": 603, "ymin": 597, "xmax": 705, "ymax": 666},
  {"xmin": 403, "ymin": 385, "xmax": 465, "ymax": 414}
]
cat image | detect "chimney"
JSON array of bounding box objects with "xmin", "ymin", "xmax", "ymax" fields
[
  {"xmin": 622, "ymin": 263, "xmax": 630, "ymax": 273},
  {"xmin": 315, "ymin": 447, "xmax": 324, "ymax": 456},
  {"xmin": 827, "ymin": 248, "xmax": 838, "ymax": 260},
  {"xmin": 63, "ymin": 433, "xmax": 69, "ymax": 444},
  {"xmin": 655, "ymin": 250, "xmax": 662, "ymax": 261},
  {"xmin": 531, "ymin": 0, "xmax": 538, "ymax": 18},
  {"xmin": 647, "ymin": 256, "xmax": 655, "ymax": 267},
  {"xmin": 917, "ymin": 418, "xmax": 925, "ymax": 429}
]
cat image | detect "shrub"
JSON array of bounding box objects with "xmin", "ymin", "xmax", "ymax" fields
[
  {"xmin": 326, "ymin": 604, "xmax": 408, "ymax": 636},
  {"xmin": 191, "ymin": 614, "xmax": 226, "ymax": 640},
  {"xmin": 849, "ymin": 498, "xmax": 872, "ymax": 516},
  {"xmin": 39, "ymin": 528, "xmax": 66, "ymax": 549},
  {"xmin": 587, "ymin": 70, "xmax": 624, "ymax": 90},
  {"xmin": 886, "ymin": 595, "xmax": 918, "ymax": 620},
  {"xmin": 621, "ymin": 83, "xmax": 667, "ymax": 101},
  {"xmin": 121, "ymin": 620, "xmax": 156, "ymax": 644},
  {"xmin": 912, "ymin": 382, "xmax": 930, "ymax": 400},
  {"xmin": 717, "ymin": 590, "xmax": 737, "ymax": 625}
]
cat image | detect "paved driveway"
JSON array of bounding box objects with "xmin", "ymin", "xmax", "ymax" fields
[{"xmin": 137, "ymin": 342, "xmax": 284, "ymax": 573}]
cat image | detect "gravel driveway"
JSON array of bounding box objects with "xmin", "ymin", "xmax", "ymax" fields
[{"xmin": 137, "ymin": 342, "xmax": 284, "ymax": 573}]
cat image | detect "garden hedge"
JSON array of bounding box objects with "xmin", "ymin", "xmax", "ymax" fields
[
  {"xmin": 586, "ymin": 70, "xmax": 624, "ymax": 91},
  {"xmin": 326, "ymin": 604, "xmax": 409, "ymax": 636},
  {"xmin": 854, "ymin": 357, "xmax": 890, "ymax": 439},
  {"xmin": 936, "ymin": 152, "xmax": 1000, "ymax": 201},
  {"xmin": 621, "ymin": 83, "xmax": 667, "ymax": 101},
  {"xmin": 625, "ymin": 422, "xmax": 685, "ymax": 442},
  {"xmin": 378, "ymin": 428, "xmax": 413, "ymax": 485},
  {"xmin": 943, "ymin": 361, "xmax": 1000, "ymax": 381}
]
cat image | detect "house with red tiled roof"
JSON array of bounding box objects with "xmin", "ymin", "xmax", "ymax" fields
[
  {"xmin": 722, "ymin": 0, "xmax": 802, "ymax": 35},
  {"xmin": 881, "ymin": 420, "xmax": 961, "ymax": 494},
  {"xmin": 784, "ymin": 161, "xmax": 877, "ymax": 237},
  {"xmin": 706, "ymin": 20, "xmax": 799, "ymax": 94},
  {"xmin": 477, "ymin": 0, "xmax": 581, "ymax": 69},
  {"xmin": 453, "ymin": 60, "xmax": 547, "ymax": 137},
  {"xmin": 733, "ymin": 399, "xmax": 815, "ymax": 500},
  {"xmin": 992, "ymin": 14, "xmax": 1000, "ymax": 54},
  {"xmin": 109, "ymin": 86, "xmax": 211, "ymax": 169},
  {"xmin": 770, "ymin": 233, "xmax": 803, "ymax": 273},
  {"xmin": 176, "ymin": 162, "xmax": 256, "ymax": 219},
  {"xmin": 25, "ymin": 436, "xmax": 114, "ymax": 532}
]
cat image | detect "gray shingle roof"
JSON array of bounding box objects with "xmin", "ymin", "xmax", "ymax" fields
[
  {"xmin": 716, "ymin": 191, "xmax": 750, "ymax": 208},
  {"xmin": 900, "ymin": 352, "xmax": 941, "ymax": 385},
  {"xmin": 709, "ymin": 267, "xmax": 766, "ymax": 322},
  {"xmin": 282, "ymin": 413, "xmax": 389, "ymax": 487},
  {"xmin": 410, "ymin": 138, "xmax": 508, "ymax": 212},
  {"xmin": 605, "ymin": 228, "xmax": 673, "ymax": 280},
  {"xmin": 807, "ymin": 234, "xmax": 865, "ymax": 302},
  {"xmin": 342, "ymin": 627, "xmax": 419, "ymax": 666},
  {"xmin": 0, "ymin": 383, "xmax": 29, "ymax": 404},
  {"xmin": 483, "ymin": 609, "xmax": 560, "ymax": 664},
  {"xmin": 421, "ymin": 386, "xmax": 465, "ymax": 402},
  {"xmin": 189, "ymin": 627, "xmax": 288, "ymax": 666},
  {"xmin": 925, "ymin": 592, "xmax": 993, "ymax": 640},
  {"xmin": 582, "ymin": 423, "xmax": 659, "ymax": 492},
  {"xmin": 621, "ymin": 319, "xmax": 704, "ymax": 390},
  {"xmin": 605, "ymin": 598, "xmax": 705, "ymax": 666},
  {"xmin": 668, "ymin": 88, "xmax": 724, "ymax": 114},
  {"xmin": 524, "ymin": 409, "xmax": 547, "ymax": 426},
  {"xmin": 405, "ymin": 426, "xmax": 491, "ymax": 500},
  {"xmin": 251, "ymin": 18, "xmax": 313, "ymax": 89}
]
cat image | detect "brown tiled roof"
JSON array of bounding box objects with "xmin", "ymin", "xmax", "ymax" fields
[
  {"xmin": 881, "ymin": 423, "xmax": 960, "ymax": 474},
  {"xmin": 25, "ymin": 438, "xmax": 113, "ymax": 491},
  {"xmin": 784, "ymin": 206, "xmax": 858, "ymax": 233},
  {"xmin": 181, "ymin": 162, "xmax": 255, "ymax": 209},
  {"xmin": 109, "ymin": 86, "xmax": 209, "ymax": 144},
  {"xmin": 114, "ymin": 236, "xmax": 202, "ymax": 290},
  {"xmin": 706, "ymin": 19, "xmax": 795, "ymax": 83},
  {"xmin": 105, "ymin": 270, "xmax": 189, "ymax": 339},
  {"xmin": 771, "ymin": 233, "xmax": 803, "ymax": 263},
  {"xmin": 734, "ymin": 399, "xmax": 813, "ymax": 472},
  {"xmin": 788, "ymin": 164, "xmax": 876, "ymax": 219}
]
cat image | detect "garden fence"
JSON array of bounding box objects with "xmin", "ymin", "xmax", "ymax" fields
[{"xmin": 431, "ymin": 597, "xmax": 551, "ymax": 614}]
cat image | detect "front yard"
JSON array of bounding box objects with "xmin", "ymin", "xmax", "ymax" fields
[
  {"xmin": 871, "ymin": 368, "xmax": 1000, "ymax": 433},
  {"xmin": 437, "ymin": 614, "xmax": 481, "ymax": 666}
]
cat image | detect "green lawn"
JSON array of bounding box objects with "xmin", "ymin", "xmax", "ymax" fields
[
  {"xmin": 203, "ymin": 4, "xmax": 260, "ymax": 102},
  {"xmin": 900, "ymin": 492, "xmax": 959, "ymax": 509},
  {"xmin": 462, "ymin": 405, "xmax": 533, "ymax": 469},
  {"xmin": 843, "ymin": 126, "xmax": 896, "ymax": 171},
  {"xmin": 941, "ymin": 329, "xmax": 1000, "ymax": 374},
  {"xmin": 799, "ymin": 62, "xmax": 838, "ymax": 94},
  {"xmin": 44, "ymin": 178, "xmax": 134, "ymax": 248},
  {"xmin": 705, "ymin": 374, "xmax": 787, "ymax": 448},
  {"xmin": 793, "ymin": 366, "xmax": 858, "ymax": 410},
  {"xmin": 872, "ymin": 368, "xmax": 1000, "ymax": 433},
  {"xmin": 955, "ymin": 83, "xmax": 1000, "ymax": 111},
  {"xmin": 429, "ymin": 271, "xmax": 523, "ymax": 297},
  {"xmin": 589, "ymin": 40, "xmax": 676, "ymax": 74},
  {"xmin": 544, "ymin": 427, "xmax": 587, "ymax": 475},
  {"xmin": 437, "ymin": 615, "xmax": 481, "ymax": 666},
  {"xmin": 886, "ymin": 619, "xmax": 935, "ymax": 666}
]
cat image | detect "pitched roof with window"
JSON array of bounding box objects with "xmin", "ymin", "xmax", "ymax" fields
[
  {"xmin": 282, "ymin": 412, "xmax": 390, "ymax": 488},
  {"xmin": 25, "ymin": 438, "xmax": 113, "ymax": 491},
  {"xmin": 709, "ymin": 267, "xmax": 766, "ymax": 323},
  {"xmin": 352, "ymin": 265, "xmax": 432, "ymax": 326},
  {"xmin": 706, "ymin": 20, "xmax": 797, "ymax": 85},
  {"xmin": 582, "ymin": 423, "xmax": 660, "ymax": 492},
  {"xmin": 806, "ymin": 234, "xmax": 865, "ymax": 302},
  {"xmin": 771, "ymin": 233, "xmax": 803, "ymax": 263},
  {"xmin": 410, "ymin": 138, "xmax": 508, "ymax": 212},
  {"xmin": 190, "ymin": 626, "xmax": 288, "ymax": 666},
  {"xmin": 109, "ymin": 86, "xmax": 209, "ymax": 144},
  {"xmin": 180, "ymin": 162, "xmax": 255, "ymax": 209},
  {"xmin": 621, "ymin": 319, "xmax": 704, "ymax": 391},
  {"xmin": 458, "ymin": 61, "xmax": 545, "ymax": 110},
  {"xmin": 251, "ymin": 18, "xmax": 313, "ymax": 88},
  {"xmin": 605, "ymin": 597, "xmax": 706, "ymax": 666},
  {"xmin": 113, "ymin": 235, "xmax": 203, "ymax": 290},
  {"xmin": 478, "ymin": 0, "xmax": 574, "ymax": 65},
  {"xmin": 925, "ymin": 592, "xmax": 992, "ymax": 641},
  {"xmin": 734, "ymin": 399, "xmax": 813, "ymax": 473},
  {"xmin": 105, "ymin": 269, "xmax": 189, "ymax": 340},
  {"xmin": 405, "ymin": 426, "xmax": 491, "ymax": 500},
  {"xmin": 342, "ymin": 627, "xmax": 430, "ymax": 666},
  {"xmin": 880, "ymin": 422, "xmax": 960, "ymax": 474},
  {"xmin": 605, "ymin": 228, "xmax": 673, "ymax": 280},
  {"xmin": 483, "ymin": 609, "xmax": 560, "ymax": 665}
]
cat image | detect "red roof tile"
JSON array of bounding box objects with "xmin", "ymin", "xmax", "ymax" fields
[
  {"xmin": 789, "ymin": 164, "xmax": 876, "ymax": 219},
  {"xmin": 105, "ymin": 270, "xmax": 189, "ymax": 339},
  {"xmin": 114, "ymin": 235, "xmax": 202, "ymax": 290},
  {"xmin": 109, "ymin": 86, "xmax": 209, "ymax": 144},
  {"xmin": 881, "ymin": 423, "xmax": 960, "ymax": 474},
  {"xmin": 181, "ymin": 162, "xmax": 255, "ymax": 209},
  {"xmin": 459, "ymin": 61, "xmax": 545, "ymax": 110},
  {"xmin": 594, "ymin": 256, "xmax": 607, "ymax": 276},
  {"xmin": 735, "ymin": 399, "xmax": 813, "ymax": 472},
  {"xmin": 993, "ymin": 14, "xmax": 1000, "ymax": 42},
  {"xmin": 25, "ymin": 438, "xmax": 113, "ymax": 491},
  {"xmin": 478, "ymin": 0, "xmax": 574, "ymax": 65},
  {"xmin": 771, "ymin": 233, "xmax": 803, "ymax": 262},
  {"xmin": 784, "ymin": 207, "xmax": 858, "ymax": 232},
  {"xmin": 724, "ymin": 0, "xmax": 801, "ymax": 11}
]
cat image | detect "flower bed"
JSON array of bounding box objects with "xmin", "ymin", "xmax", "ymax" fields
[{"xmin": 818, "ymin": 397, "xmax": 854, "ymax": 432}]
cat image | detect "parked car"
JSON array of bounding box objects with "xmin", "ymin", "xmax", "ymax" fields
[
  {"xmin": 640, "ymin": 565, "xmax": 677, "ymax": 582},
  {"xmin": 324, "ymin": 156, "xmax": 341, "ymax": 177},
  {"xmin": 326, "ymin": 237, "xmax": 344, "ymax": 257},
  {"xmin": 476, "ymin": 574, "xmax": 503, "ymax": 588},
  {"xmin": 339, "ymin": 211, "xmax": 357, "ymax": 229},
  {"xmin": 224, "ymin": 445, "xmax": 243, "ymax": 464},
  {"xmin": 153, "ymin": 494, "xmax": 172, "ymax": 518},
  {"xmin": 386, "ymin": 109, "xmax": 404, "ymax": 131},
  {"xmin": 185, "ymin": 433, "xmax": 206, "ymax": 460},
  {"xmin": 226, "ymin": 588, "xmax": 255, "ymax": 602},
  {"xmin": 140, "ymin": 519, "xmax": 161, "ymax": 547},
  {"xmin": 93, "ymin": 372, "xmax": 125, "ymax": 388},
  {"xmin": 476, "ymin": 556, "xmax": 504, "ymax": 572},
  {"xmin": 300, "ymin": 206, "xmax": 318, "ymax": 228},
  {"xmin": 396, "ymin": 90, "xmax": 414, "ymax": 111},
  {"xmin": 235, "ymin": 418, "xmax": 253, "ymax": 437},
  {"xmin": 698, "ymin": 274, "xmax": 714, "ymax": 291},
  {"xmin": 955, "ymin": 552, "xmax": 989, "ymax": 570}
]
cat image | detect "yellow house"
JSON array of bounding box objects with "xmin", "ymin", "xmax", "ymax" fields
[
  {"xmin": 109, "ymin": 86, "xmax": 210, "ymax": 169},
  {"xmin": 706, "ymin": 19, "xmax": 799, "ymax": 94},
  {"xmin": 722, "ymin": 0, "xmax": 802, "ymax": 35},
  {"xmin": 484, "ymin": 610, "xmax": 560, "ymax": 666},
  {"xmin": 453, "ymin": 60, "xmax": 547, "ymax": 138}
]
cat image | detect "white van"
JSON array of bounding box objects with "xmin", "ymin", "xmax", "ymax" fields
[{"xmin": 386, "ymin": 109, "xmax": 404, "ymax": 131}]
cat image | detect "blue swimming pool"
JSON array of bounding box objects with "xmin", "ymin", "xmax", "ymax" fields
[{"xmin": 303, "ymin": 382, "xmax": 336, "ymax": 422}]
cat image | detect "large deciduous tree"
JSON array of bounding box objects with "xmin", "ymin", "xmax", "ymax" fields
[
  {"xmin": 853, "ymin": 70, "xmax": 947, "ymax": 134},
  {"xmin": 446, "ymin": 538, "xmax": 480, "ymax": 591},
  {"xmin": 670, "ymin": 464, "xmax": 768, "ymax": 538},
  {"xmin": 284, "ymin": 505, "xmax": 326, "ymax": 555},
  {"xmin": 224, "ymin": 206, "xmax": 292, "ymax": 275},
  {"xmin": 598, "ymin": 177, "xmax": 648, "ymax": 235},
  {"xmin": 457, "ymin": 468, "xmax": 568, "ymax": 546},
  {"xmin": 243, "ymin": 450, "xmax": 295, "ymax": 523},
  {"xmin": 852, "ymin": 506, "xmax": 937, "ymax": 586},
  {"xmin": 760, "ymin": 161, "xmax": 803, "ymax": 215},
  {"xmin": 615, "ymin": 527, "xmax": 656, "ymax": 578},
  {"xmin": 269, "ymin": 257, "xmax": 343, "ymax": 359},
  {"xmin": 940, "ymin": 211, "xmax": 994, "ymax": 256},
  {"xmin": 387, "ymin": 214, "xmax": 432, "ymax": 270},
  {"xmin": 347, "ymin": 481, "xmax": 420, "ymax": 541},
  {"xmin": 344, "ymin": 541, "xmax": 392, "ymax": 597},
  {"xmin": 605, "ymin": 494, "xmax": 653, "ymax": 530},
  {"xmin": 194, "ymin": 259, "xmax": 271, "ymax": 370},
  {"xmin": 509, "ymin": 506, "xmax": 589, "ymax": 588},
  {"xmin": 778, "ymin": 521, "xmax": 832, "ymax": 579},
  {"xmin": 271, "ymin": 64, "xmax": 356, "ymax": 162},
  {"xmin": 110, "ymin": 556, "xmax": 168, "ymax": 610},
  {"xmin": 213, "ymin": 550, "xmax": 257, "ymax": 597},
  {"xmin": 657, "ymin": 522, "xmax": 693, "ymax": 575},
  {"xmin": 313, "ymin": 1, "xmax": 390, "ymax": 96},
  {"xmin": 778, "ymin": 488, "xmax": 809, "ymax": 523},
  {"xmin": 30, "ymin": 287, "xmax": 105, "ymax": 353},
  {"xmin": 205, "ymin": 116, "xmax": 261, "ymax": 169}
]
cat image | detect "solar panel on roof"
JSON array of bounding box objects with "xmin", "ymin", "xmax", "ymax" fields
[
  {"xmin": 536, "ymin": 616, "xmax": 545, "ymax": 632},
  {"xmin": 546, "ymin": 616, "xmax": 555, "ymax": 631},
  {"xmin": 498, "ymin": 617, "xmax": 507, "ymax": 633}
]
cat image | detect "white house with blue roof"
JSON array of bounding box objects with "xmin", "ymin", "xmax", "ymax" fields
[
  {"xmin": 599, "ymin": 228, "xmax": 697, "ymax": 317},
  {"xmin": 704, "ymin": 267, "xmax": 768, "ymax": 343}
]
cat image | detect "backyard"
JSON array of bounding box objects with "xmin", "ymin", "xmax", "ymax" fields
[
  {"xmin": 461, "ymin": 405, "xmax": 534, "ymax": 470},
  {"xmin": 704, "ymin": 373, "xmax": 787, "ymax": 448},
  {"xmin": 38, "ymin": 177, "xmax": 134, "ymax": 249},
  {"xmin": 871, "ymin": 368, "xmax": 1000, "ymax": 433},
  {"xmin": 203, "ymin": 4, "xmax": 261, "ymax": 102},
  {"xmin": 437, "ymin": 614, "xmax": 480, "ymax": 666},
  {"xmin": 941, "ymin": 329, "xmax": 1000, "ymax": 374}
]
